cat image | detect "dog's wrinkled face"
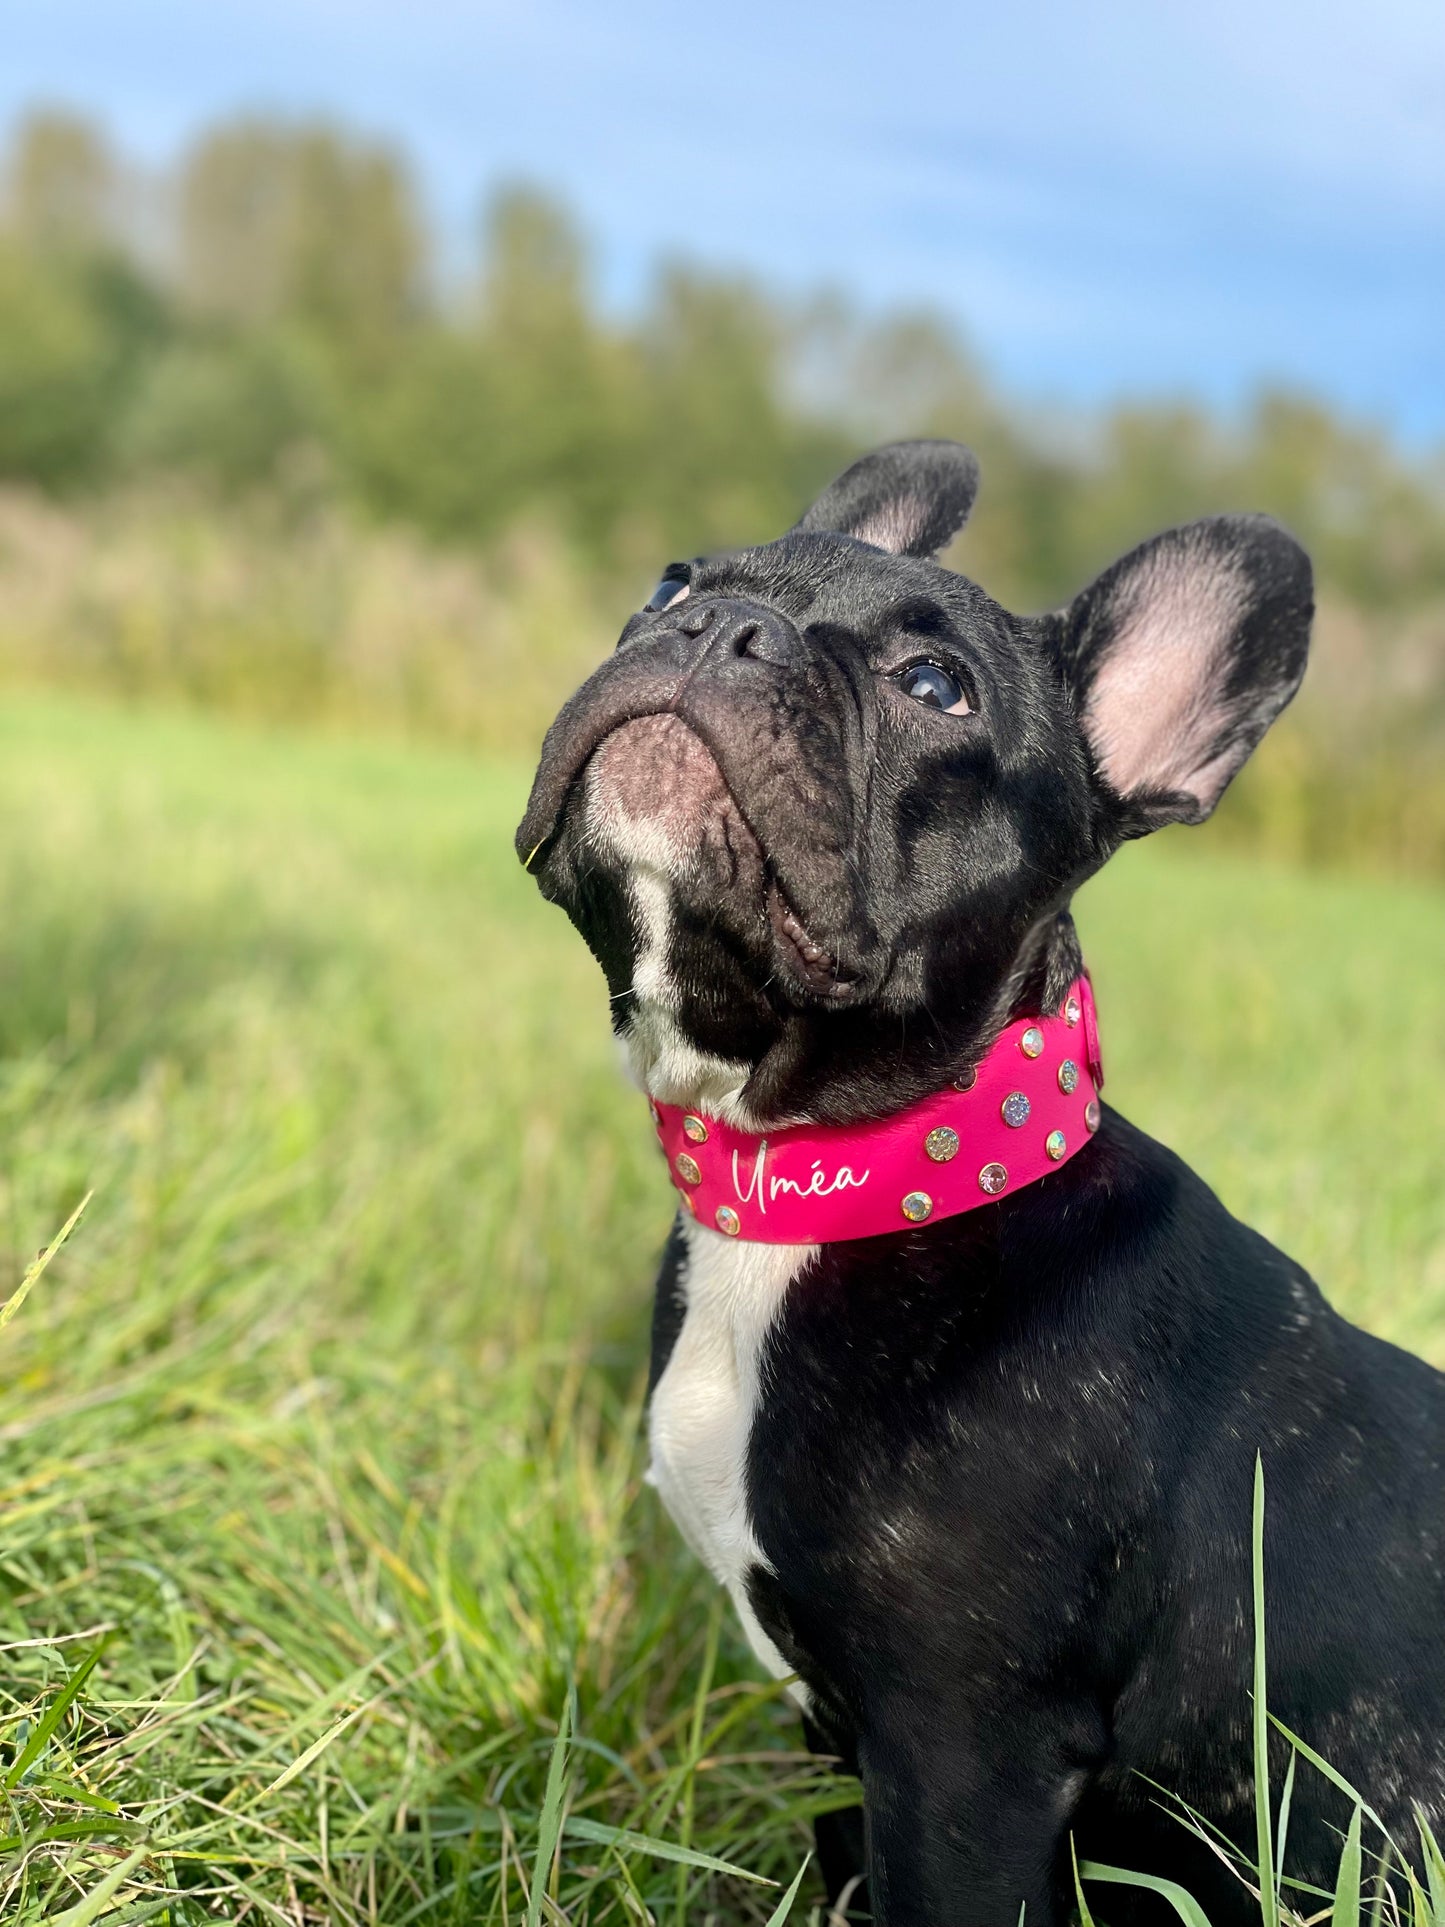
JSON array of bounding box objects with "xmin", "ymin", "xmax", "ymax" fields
[{"xmin": 517, "ymin": 441, "xmax": 1312, "ymax": 1126}]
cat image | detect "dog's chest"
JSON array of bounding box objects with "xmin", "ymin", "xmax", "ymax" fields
[{"xmin": 647, "ymin": 1222, "xmax": 816, "ymax": 1683}]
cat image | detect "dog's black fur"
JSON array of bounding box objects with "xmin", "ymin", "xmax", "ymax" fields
[{"xmin": 517, "ymin": 442, "xmax": 1445, "ymax": 1925}]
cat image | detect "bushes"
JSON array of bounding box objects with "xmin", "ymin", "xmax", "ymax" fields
[
  {"xmin": 0, "ymin": 490, "xmax": 613, "ymax": 749},
  {"xmin": 0, "ymin": 487, "xmax": 1440, "ymax": 879}
]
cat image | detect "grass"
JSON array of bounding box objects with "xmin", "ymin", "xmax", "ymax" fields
[{"xmin": 0, "ymin": 690, "xmax": 1442, "ymax": 1922}]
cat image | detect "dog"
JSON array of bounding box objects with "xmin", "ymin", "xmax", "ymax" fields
[{"xmin": 516, "ymin": 441, "xmax": 1445, "ymax": 1925}]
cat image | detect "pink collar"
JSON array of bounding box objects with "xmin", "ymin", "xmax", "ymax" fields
[{"xmin": 652, "ymin": 977, "xmax": 1103, "ymax": 1244}]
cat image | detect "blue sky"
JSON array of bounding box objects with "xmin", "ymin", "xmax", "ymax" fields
[{"xmin": 5, "ymin": 0, "xmax": 1442, "ymax": 443}]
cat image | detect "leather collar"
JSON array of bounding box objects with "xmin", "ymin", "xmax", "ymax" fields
[{"xmin": 651, "ymin": 977, "xmax": 1104, "ymax": 1244}]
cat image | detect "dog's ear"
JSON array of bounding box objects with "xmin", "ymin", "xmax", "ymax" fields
[
  {"xmin": 1058, "ymin": 514, "xmax": 1312, "ymax": 830},
  {"xmin": 794, "ymin": 439, "xmax": 980, "ymax": 558}
]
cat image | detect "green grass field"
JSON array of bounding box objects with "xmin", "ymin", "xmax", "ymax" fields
[{"xmin": 1, "ymin": 692, "xmax": 1444, "ymax": 1924}]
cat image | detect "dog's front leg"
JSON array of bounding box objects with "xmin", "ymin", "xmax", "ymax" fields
[{"xmin": 855, "ymin": 1701, "xmax": 1092, "ymax": 1927}]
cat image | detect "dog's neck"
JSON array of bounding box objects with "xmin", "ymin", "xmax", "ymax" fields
[{"xmin": 623, "ymin": 909, "xmax": 1088, "ymax": 1134}]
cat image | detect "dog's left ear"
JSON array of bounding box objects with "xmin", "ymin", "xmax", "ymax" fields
[
  {"xmin": 794, "ymin": 439, "xmax": 980, "ymax": 558},
  {"xmin": 1058, "ymin": 514, "xmax": 1313, "ymax": 830}
]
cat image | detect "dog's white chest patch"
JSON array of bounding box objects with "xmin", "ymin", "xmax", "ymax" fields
[{"xmin": 648, "ymin": 1220, "xmax": 816, "ymax": 1693}]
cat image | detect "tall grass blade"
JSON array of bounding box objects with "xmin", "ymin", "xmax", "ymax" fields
[
  {"xmin": 1276, "ymin": 1747, "xmax": 1297, "ymax": 1896},
  {"xmin": 1072, "ymin": 1837, "xmax": 1099, "ymax": 1927},
  {"xmin": 262, "ymin": 1701, "xmax": 372, "ymax": 1794},
  {"xmin": 0, "ymin": 1817, "xmax": 140, "ymax": 1853},
  {"xmin": 524, "ymin": 1687, "xmax": 574, "ymax": 1927},
  {"xmin": 1332, "ymin": 1805, "xmax": 1364, "ymax": 1927},
  {"xmin": 674, "ymin": 1598, "xmax": 723, "ymax": 1924},
  {"xmin": 562, "ymin": 1817, "xmax": 772, "ymax": 1884},
  {"xmin": 1254, "ymin": 1452, "xmax": 1279, "ymax": 1927},
  {"xmin": 761, "ymin": 1856, "xmax": 811, "ymax": 1927},
  {"xmin": 0, "ymin": 1190, "xmax": 92, "ymax": 1333},
  {"xmin": 1400, "ymin": 1861, "xmax": 1432, "ymax": 1927},
  {"xmin": 1368, "ymin": 1840, "xmax": 1393, "ymax": 1927},
  {"xmin": 1415, "ymin": 1808, "xmax": 1445, "ymax": 1925},
  {"xmin": 4, "ymin": 1639, "xmax": 107, "ymax": 1789},
  {"xmin": 1079, "ymin": 1860, "xmax": 1215, "ymax": 1927}
]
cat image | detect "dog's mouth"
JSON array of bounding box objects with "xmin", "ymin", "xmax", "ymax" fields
[
  {"xmin": 581, "ymin": 712, "xmax": 858, "ymax": 1005},
  {"xmin": 768, "ymin": 878, "xmax": 855, "ymax": 1000}
]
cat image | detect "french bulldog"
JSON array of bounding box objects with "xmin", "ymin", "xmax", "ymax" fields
[{"xmin": 516, "ymin": 441, "xmax": 1445, "ymax": 1925}]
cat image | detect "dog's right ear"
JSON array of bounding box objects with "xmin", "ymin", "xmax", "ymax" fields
[
  {"xmin": 794, "ymin": 440, "xmax": 980, "ymax": 559},
  {"xmin": 1057, "ymin": 514, "xmax": 1313, "ymax": 833}
]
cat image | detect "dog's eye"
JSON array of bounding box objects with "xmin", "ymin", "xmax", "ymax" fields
[
  {"xmin": 897, "ymin": 662, "xmax": 968, "ymax": 712},
  {"xmin": 645, "ymin": 576, "xmax": 690, "ymax": 612}
]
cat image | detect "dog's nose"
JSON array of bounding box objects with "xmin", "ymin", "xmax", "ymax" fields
[{"xmin": 694, "ymin": 598, "xmax": 802, "ymax": 668}]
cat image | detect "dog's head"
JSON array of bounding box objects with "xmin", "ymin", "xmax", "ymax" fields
[{"xmin": 517, "ymin": 441, "xmax": 1312, "ymax": 1126}]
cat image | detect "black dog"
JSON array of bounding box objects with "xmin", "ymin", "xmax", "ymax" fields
[{"xmin": 517, "ymin": 441, "xmax": 1445, "ymax": 1925}]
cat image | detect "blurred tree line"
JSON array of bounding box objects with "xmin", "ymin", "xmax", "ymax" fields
[
  {"xmin": 1, "ymin": 106, "xmax": 1442, "ymax": 872},
  {"xmin": 0, "ymin": 108, "xmax": 846, "ymax": 563},
  {"xmin": 5, "ymin": 105, "xmax": 1444, "ymax": 606}
]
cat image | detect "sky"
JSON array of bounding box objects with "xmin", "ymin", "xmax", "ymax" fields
[{"xmin": 4, "ymin": 0, "xmax": 1443, "ymax": 444}]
